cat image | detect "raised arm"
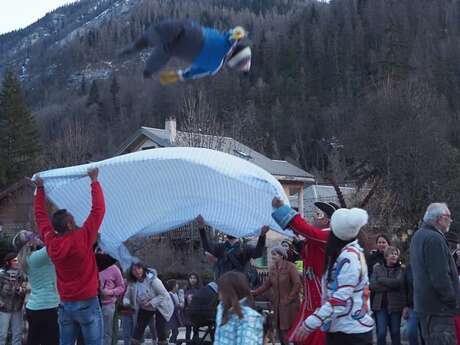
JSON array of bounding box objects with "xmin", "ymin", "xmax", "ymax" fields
[
  {"xmin": 82, "ymin": 168, "xmax": 106, "ymax": 247},
  {"xmin": 33, "ymin": 177, "xmax": 53, "ymax": 242},
  {"xmin": 248, "ymin": 226, "xmax": 268, "ymax": 259},
  {"xmin": 197, "ymin": 215, "xmax": 219, "ymax": 257},
  {"xmin": 271, "ymin": 198, "xmax": 328, "ymax": 243}
]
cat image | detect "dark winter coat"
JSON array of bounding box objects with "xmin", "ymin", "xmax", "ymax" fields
[
  {"xmin": 184, "ymin": 285, "xmax": 200, "ymax": 326},
  {"xmin": 199, "ymin": 228, "xmax": 266, "ymax": 279},
  {"xmin": 410, "ymin": 224, "xmax": 460, "ymax": 316},
  {"xmin": 404, "ymin": 264, "xmax": 415, "ymax": 309},
  {"xmin": 366, "ymin": 249, "xmax": 385, "ymax": 279},
  {"xmin": 0, "ymin": 267, "xmax": 27, "ymax": 312},
  {"xmin": 370, "ymin": 262, "xmax": 407, "ymax": 313},
  {"xmin": 186, "ymin": 283, "xmax": 218, "ymax": 327}
]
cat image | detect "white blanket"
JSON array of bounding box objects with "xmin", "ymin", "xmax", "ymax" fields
[{"xmin": 33, "ymin": 147, "xmax": 291, "ymax": 267}]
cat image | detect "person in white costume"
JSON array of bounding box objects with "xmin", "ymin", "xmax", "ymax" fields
[{"xmin": 291, "ymin": 208, "xmax": 375, "ymax": 345}]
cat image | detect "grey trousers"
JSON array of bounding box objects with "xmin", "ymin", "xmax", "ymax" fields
[
  {"xmin": 102, "ymin": 303, "xmax": 116, "ymax": 345},
  {"xmin": 419, "ymin": 315, "xmax": 457, "ymax": 345}
]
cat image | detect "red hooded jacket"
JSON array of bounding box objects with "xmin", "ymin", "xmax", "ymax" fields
[{"xmin": 34, "ymin": 182, "xmax": 105, "ymax": 302}]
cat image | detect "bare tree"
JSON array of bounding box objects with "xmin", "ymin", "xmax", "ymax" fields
[{"xmin": 44, "ymin": 117, "xmax": 91, "ymax": 168}]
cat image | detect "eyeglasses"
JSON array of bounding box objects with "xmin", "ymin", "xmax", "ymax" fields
[{"xmin": 441, "ymin": 214, "xmax": 453, "ymax": 222}]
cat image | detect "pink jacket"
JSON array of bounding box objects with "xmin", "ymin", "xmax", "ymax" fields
[{"xmin": 99, "ymin": 264, "xmax": 125, "ymax": 305}]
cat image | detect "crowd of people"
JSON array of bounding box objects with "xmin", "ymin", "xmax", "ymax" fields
[{"xmin": 0, "ymin": 167, "xmax": 459, "ymax": 345}]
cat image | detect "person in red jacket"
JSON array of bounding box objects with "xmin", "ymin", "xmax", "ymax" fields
[
  {"xmin": 271, "ymin": 198, "xmax": 338, "ymax": 345},
  {"xmin": 33, "ymin": 168, "xmax": 105, "ymax": 345}
]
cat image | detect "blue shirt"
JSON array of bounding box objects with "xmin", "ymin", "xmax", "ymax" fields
[
  {"xmin": 181, "ymin": 27, "xmax": 236, "ymax": 80},
  {"xmin": 213, "ymin": 299, "xmax": 263, "ymax": 345},
  {"xmin": 26, "ymin": 248, "xmax": 60, "ymax": 310}
]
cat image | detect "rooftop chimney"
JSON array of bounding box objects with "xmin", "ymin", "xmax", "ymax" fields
[{"xmin": 165, "ymin": 117, "xmax": 177, "ymax": 143}]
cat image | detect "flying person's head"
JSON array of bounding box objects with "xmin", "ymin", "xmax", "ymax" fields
[{"xmin": 230, "ymin": 26, "xmax": 247, "ymax": 41}]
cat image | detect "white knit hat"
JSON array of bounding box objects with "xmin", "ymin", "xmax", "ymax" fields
[{"xmin": 330, "ymin": 208, "xmax": 368, "ymax": 241}]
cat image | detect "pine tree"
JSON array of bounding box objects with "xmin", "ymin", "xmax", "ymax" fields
[
  {"xmin": 110, "ymin": 75, "xmax": 120, "ymax": 117},
  {"xmin": 0, "ymin": 70, "xmax": 41, "ymax": 189},
  {"xmin": 86, "ymin": 80, "xmax": 100, "ymax": 107}
]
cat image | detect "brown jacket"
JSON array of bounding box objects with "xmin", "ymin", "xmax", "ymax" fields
[
  {"xmin": 370, "ymin": 262, "xmax": 407, "ymax": 313},
  {"xmin": 254, "ymin": 260, "xmax": 301, "ymax": 330}
]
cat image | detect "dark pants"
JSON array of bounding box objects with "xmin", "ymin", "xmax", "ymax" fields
[
  {"xmin": 185, "ymin": 326, "xmax": 199, "ymax": 343},
  {"xmin": 375, "ymin": 308, "xmax": 402, "ymax": 345},
  {"xmin": 419, "ymin": 315, "xmax": 457, "ymax": 345},
  {"xmin": 142, "ymin": 21, "xmax": 203, "ymax": 78},
  {"xmin": 277, "ymin": 329, "xmax": 288, "ymax": 345},
  {"xmin": 169, "ymin": 328, "xmax": 179, "ymax": 343},
  {"xmin": 407, "ymin": 308, "xmax": 425, "ymax": 345},
  {"xmin": 132, "ymin": 309, "xmax": 167, "ymax": 342},
  {"xmin": 326, "ymin": 331, "xmax": 373, "ymax": 345},
  {"xmin": 26, "ymin": 308, "xmax": 59, "ymax": 345}
]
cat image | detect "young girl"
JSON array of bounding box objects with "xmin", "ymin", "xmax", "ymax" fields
[
  {"xmin": 184, "ymin": 273, "xmax": 202, "ymax": 343},
  {"xmin": 214, "ymin": 271, "xmax": 263, "ymax": 345},
  {"xmin": 291, "ymin": 208, "xmax": 374, "ymax": 345},
  {"xmin": 124, "ymin": 262, "xmax": 173, "ymax": 345},
  {"xmin": 370, "ymin": 246, "xmax": 406, "ymax": 345},
  {"xmin": 0, "ymin": 252, "xmax": 27, "ymax": 345},
  {"xmin": 166, "ymin": 279, "xmax": 184, "ymax": 345}
]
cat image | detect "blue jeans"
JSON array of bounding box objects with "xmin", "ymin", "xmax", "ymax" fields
[
  {"xmin": 0, "ymin": 311, "xmax": 22, "ymax": 345},
  {"xmin": 376, "ymin": 308, "xmax": 402, "ymax": 345},
  {"xmin": 407, "ymin": 308, "xmax": 421, "ymax": 345},
  {"xmin": 58, "ymin": 297, "xmax": 103, "ymax": 345}
]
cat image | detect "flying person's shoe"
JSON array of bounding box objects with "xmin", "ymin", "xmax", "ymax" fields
[{"xmin": 159, "ymin": 70, "xmax": 180, "ymax": 85}]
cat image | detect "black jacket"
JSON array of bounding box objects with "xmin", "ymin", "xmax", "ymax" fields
[
  {"xmin": 366, "ymin": 249, "xmax": 385, "ymax": 279},
  {"xmin": 199, "ymin": 228, "xmax": 266, "ymax": 279},
  {"xmin": 409, "ymin": 224, "xmax": 460, "ymax": 316}
]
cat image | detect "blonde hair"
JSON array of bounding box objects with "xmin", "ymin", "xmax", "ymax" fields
[{"xmin": 17, "ymin": 244, "xmax": 32, "ymax": 273}]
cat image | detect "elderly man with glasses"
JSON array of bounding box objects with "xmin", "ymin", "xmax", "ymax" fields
[{"xmin": 410, "ymin": 203, "xmax": 460, "ymax": 345}]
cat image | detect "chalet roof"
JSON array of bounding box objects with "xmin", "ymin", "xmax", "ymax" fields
[{"xmin": 118, "ymin": 126, "xmax": 314, "ymax": 182}]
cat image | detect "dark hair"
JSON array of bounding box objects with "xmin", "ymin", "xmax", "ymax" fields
[
  {"xmin": 324, "ymin": 232, "xmax": 354, "ymax": 283},
  {"xmin": 126, "ymin": 262, "xmax": 148, "ymax": 283},
  {"xmin": 226, "ymin": 235, "xmax": 237, "ymax": 240},
  {"xmin": 166, "ymin": 279, "xmax": 177, "ymax": 292},
  {"xmin": 187, "ymin": 272, "xmax": 202, "ymax": 289},
  {"xmin": 217, "ymin": 271, "xmax": 253, "ymax": 326},
  {"xmin": 375, "ymin": 234, "xmax": 391, "ymax": 246},
  {"xmin": 52, "ymin": 209, "xmax": 70, "ymax": 234},
  {"xmin": 3, "ymin": 252, "xmax": 17, "ymax": 268}
]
